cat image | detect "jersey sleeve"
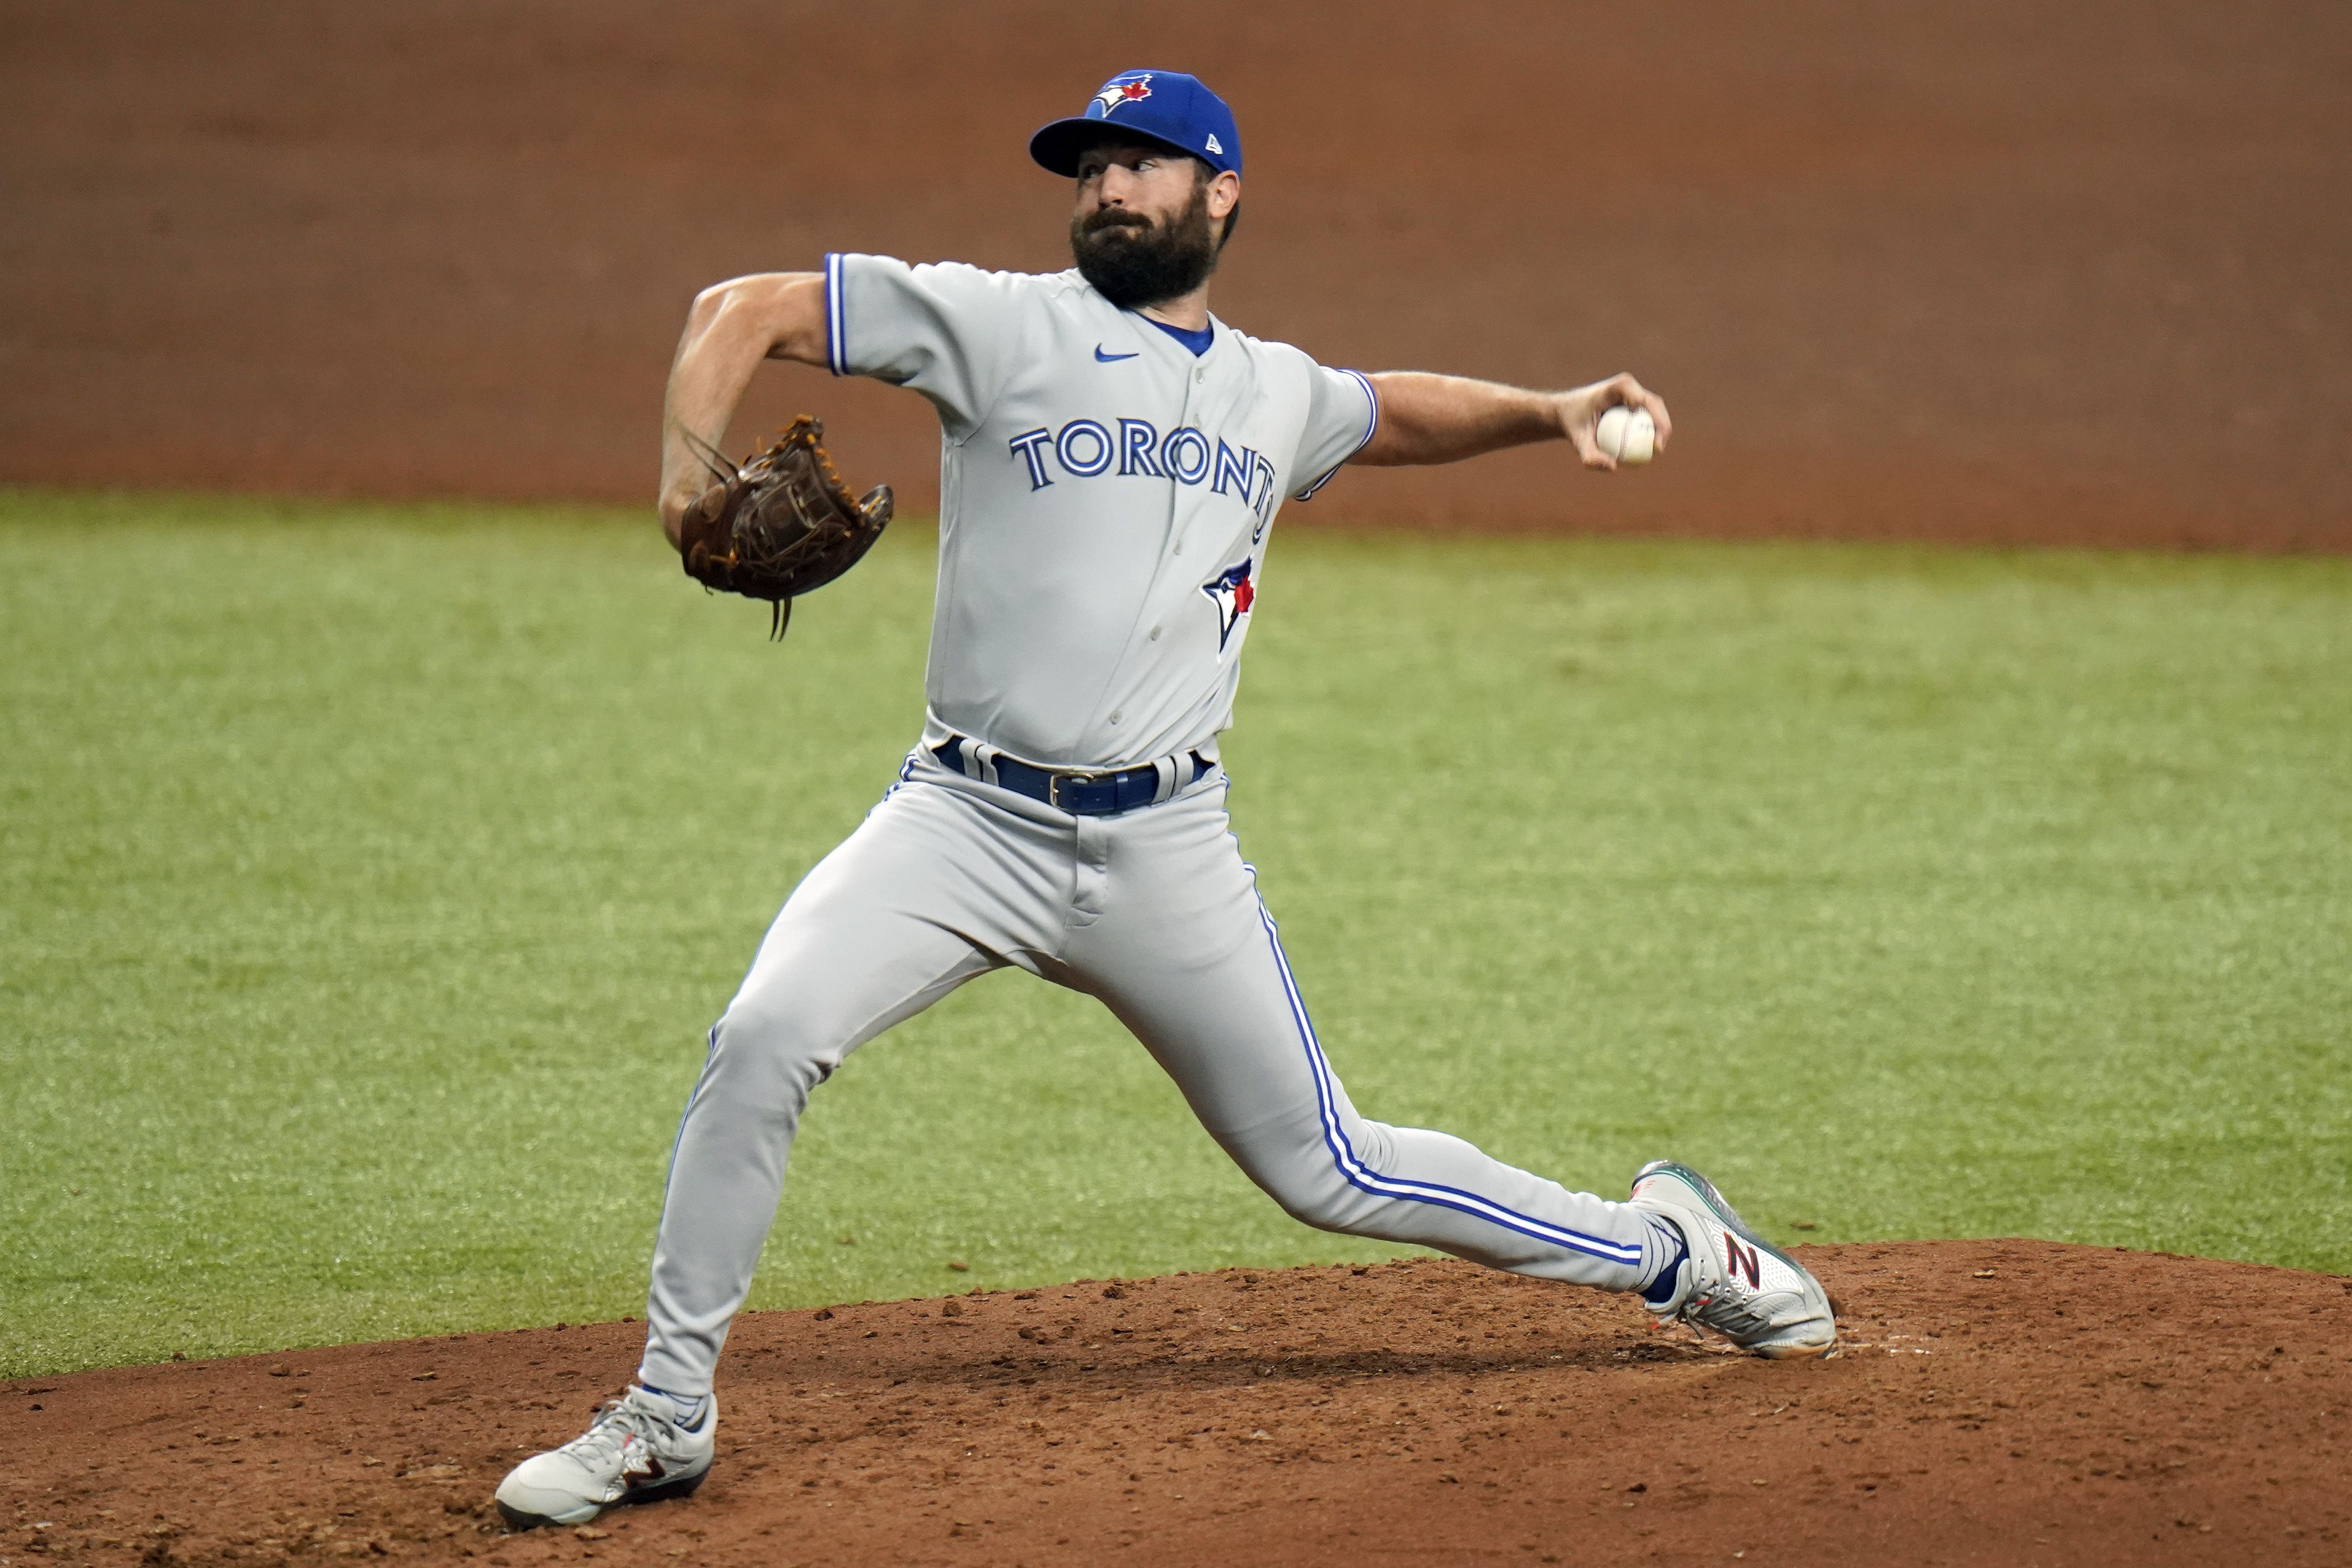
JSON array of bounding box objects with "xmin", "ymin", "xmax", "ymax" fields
[
  {"xmin": 1289, "ymin": 362, "xmax": 1380, "ymax": 501},
  {"xmin": 825, "ymin": 253, "xmax": 1024, "ymax": 440}
]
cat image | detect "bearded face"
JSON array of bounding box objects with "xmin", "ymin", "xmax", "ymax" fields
[{"xmin": 1069, "ymin": 175, "xmax": 1221, "ymax": 311}]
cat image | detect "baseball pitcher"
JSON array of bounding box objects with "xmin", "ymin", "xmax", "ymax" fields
[{"xmin": 495, "ymin": 69, "xmax": 1835, "ymax": 1530}]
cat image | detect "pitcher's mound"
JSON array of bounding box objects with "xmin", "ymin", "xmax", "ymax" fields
[{"xmin": 10, "ymin": 1241, "xmax": 2348, "ymax": 1565}]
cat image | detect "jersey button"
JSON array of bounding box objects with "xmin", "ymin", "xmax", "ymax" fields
[
  {"xmin": 1149, "ymin": 624, "xmax": 1162, "ymax": 641},
  {"xmin": 1108, "ymin": 708, "xmax": 1124, "ymax": 724},
  {"xmin": 1194, "ymin": 367, "xmax": 1206, "ymax": 384}
]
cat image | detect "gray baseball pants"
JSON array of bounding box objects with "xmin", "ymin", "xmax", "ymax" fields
[{"xmin": 638, "ymin": 752, "xmax": 1670, "ymax": 1395}]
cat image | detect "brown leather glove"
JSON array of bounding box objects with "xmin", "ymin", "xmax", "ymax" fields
[{"xmin": 677, "ymin": 416, "xmax": 893, "ymax": 639}]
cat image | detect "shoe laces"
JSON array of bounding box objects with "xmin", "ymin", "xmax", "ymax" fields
[
  {"xmin": 1662, "ymin": 1273, "xmax": 1776, "ymax": 1343},
  {"xmin": 563, "ymin": 1394, "xmax": 671, "ymax": 1472}
]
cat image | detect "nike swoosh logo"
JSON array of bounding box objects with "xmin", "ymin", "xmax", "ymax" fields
[{"xmin": 1094, "ymin": 346, "xmax": 1140, "ymax": 362}]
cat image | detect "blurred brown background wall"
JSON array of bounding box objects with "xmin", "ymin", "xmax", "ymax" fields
[{"xmin": 3, "ymin": 1, "xmax": 2346, "ymax": 549}]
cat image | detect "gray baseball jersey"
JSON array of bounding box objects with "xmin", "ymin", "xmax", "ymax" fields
[{"xmin": 824, "ymin": 253, "xmax": 1378, "ymax": 769}]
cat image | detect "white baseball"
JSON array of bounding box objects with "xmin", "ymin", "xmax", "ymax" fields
[{"xmin": 1595, "ymin": 405, "xmax": 1655, "ymax": 466}]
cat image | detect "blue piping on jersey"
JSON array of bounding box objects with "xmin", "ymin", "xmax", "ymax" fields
[
  {"xmin": 1295, "ymin": 369, "xmax": 1380, "ymax": 501},
  {"xmin": 1254, "ymin": 897, "xmax": 1646, "ymax": 1267},
  {"xmin": 824, "ymin": 253, "xmax": 847, "ymax": 377}
]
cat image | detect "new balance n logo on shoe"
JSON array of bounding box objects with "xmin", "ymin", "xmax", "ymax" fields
[{"xmin": 1723, "ymin": 1233, "xmax": 1761, "ymax": 1290}]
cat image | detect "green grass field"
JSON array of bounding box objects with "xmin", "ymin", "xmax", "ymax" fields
[{"xmin": 4, "ymin": 488, "xmax": 2348, "ymax": 1379}]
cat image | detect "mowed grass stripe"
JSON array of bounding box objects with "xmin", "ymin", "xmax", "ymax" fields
[{"xmin": 2, "ymin": 488, "xmax": 2346, "ymax": 1378}]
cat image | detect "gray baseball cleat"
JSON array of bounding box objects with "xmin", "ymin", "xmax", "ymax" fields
[
  {"xmin": 1627, "ymin": 1160, "xmax": 1836, "ymax": 1359},
  {"xmin": 494, "ymin": 1386, "xmax": 716, "ymax": 1529}
]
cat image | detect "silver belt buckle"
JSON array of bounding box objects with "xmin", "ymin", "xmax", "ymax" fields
[{"xmin": 1047, "ymin": 769, "xmax": 1100, "ymax": 810}]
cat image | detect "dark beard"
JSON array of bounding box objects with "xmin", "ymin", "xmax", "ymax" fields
[{"xmin": 1070, "ymin": 185, "xmax": 1219, "ymax": 310}]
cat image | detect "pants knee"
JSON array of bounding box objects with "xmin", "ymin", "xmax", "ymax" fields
[
  {"xmin": 702, "ymin": 1000, "xmax": 846, "ymax": 1112},
  {"xmin": 1244, "ymin": 1144, "xmax": 1363, "ymax": 1234},
  {"xmin": 1235, "ymin": 1113, "xmax": 1415, "ymax": 1236}
]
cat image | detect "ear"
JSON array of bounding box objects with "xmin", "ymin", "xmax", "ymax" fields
[{"xmin": 1206, "ymin": 170, "xmax": 1240, "ymax": 221}]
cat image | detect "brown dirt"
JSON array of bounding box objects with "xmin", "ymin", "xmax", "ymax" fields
[
  {"xmin": 12, "ymin": 1242, "xmax": 2351, "ymax": 1567},
  {"xmin": 3, "ymin": 2, "xmax": 2348, "ymax": 551}
]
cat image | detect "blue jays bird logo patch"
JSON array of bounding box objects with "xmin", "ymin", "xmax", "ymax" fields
[
  {"xmin": 1093, "ymin": 73, "xmax": 1153, "ymax": 116},
  {"xmin": 1202, "ymin": 559, "xmax": 1256, "ymax": 650}
]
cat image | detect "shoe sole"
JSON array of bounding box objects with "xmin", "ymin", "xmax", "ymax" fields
[
  {"xmin": 495, "ymin": 1467, "xmax": 709, "ymax": 1530},
  {"xmin": 1635, "ymin": 1159, "xmax": 1836, "ymax": 1359}
]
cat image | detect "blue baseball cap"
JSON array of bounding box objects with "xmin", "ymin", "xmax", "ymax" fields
[{"xmin": 1029, "ymin": 70, "xmax": 1242, "ymax": 180}]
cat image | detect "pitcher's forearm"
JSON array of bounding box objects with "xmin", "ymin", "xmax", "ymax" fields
[
  {"xmin": 657, "ymin": 272, "xmax": 830, "ymax": 544},
  {"xmin": 1357, "ymin": 372, "xmax": 1565, "ymax": 465},
  {"xmin": 659, "ymin": 335, "xmax": 768, "ymax": 529},
  {"xmin": 1355, "ymin": 368, "xmax": 1671, "ymax": 472}
]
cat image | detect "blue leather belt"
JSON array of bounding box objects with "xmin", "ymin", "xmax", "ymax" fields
[{"xmin": 933, "ymin": 736, "xmax": 1210, "ymax": 816}]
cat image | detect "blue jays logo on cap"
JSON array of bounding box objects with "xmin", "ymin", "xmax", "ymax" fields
[
  {"xmin": 1093, "ymin": 72, "xmax": 1154, "ymax": 116},
  {"xmin": 1031, "ymin": 69, "xmax": 1243, "ymax": 180}
]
